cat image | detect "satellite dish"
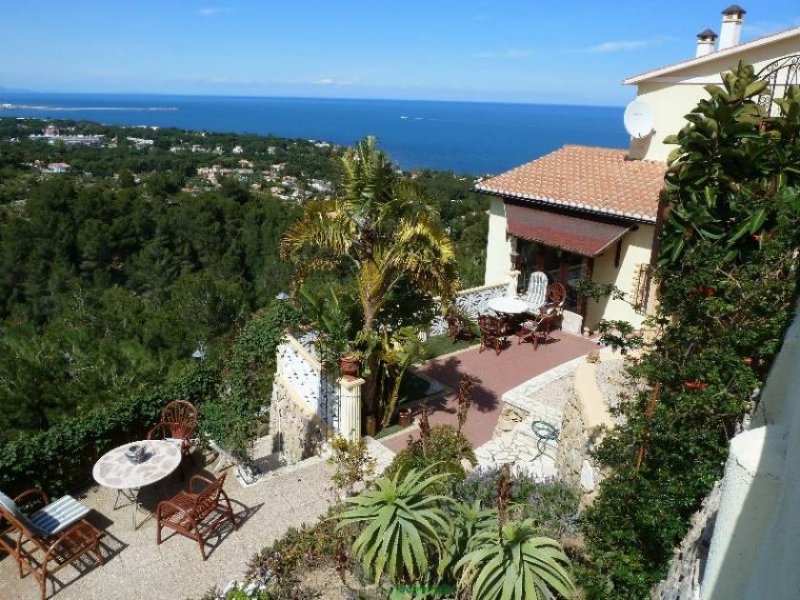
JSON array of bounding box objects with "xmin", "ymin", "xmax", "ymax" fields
[{"xmin": 624, "ymin": 100, "xmax": 654, "ymax": 139}]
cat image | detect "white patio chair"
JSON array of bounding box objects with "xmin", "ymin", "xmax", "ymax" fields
[{"xmin": 522, "ymin": 271, "xmax": 548, "ymax": 312}]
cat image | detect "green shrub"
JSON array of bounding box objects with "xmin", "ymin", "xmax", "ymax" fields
[
  {"xmin": 457, "ymin": 468, "xmax": 579, "ymax": 538},
  {"xmin": 384, "ymin": 424, "xmax": 475, "ymax": 490},
  {"xmin": 0, "ymin": 366, "xmax": 217, "ymax": 497}
]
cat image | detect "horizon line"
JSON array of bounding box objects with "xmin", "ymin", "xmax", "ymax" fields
[{"xmin": 0, "ymin": 87, "xmax": 628, "ymax": 110}]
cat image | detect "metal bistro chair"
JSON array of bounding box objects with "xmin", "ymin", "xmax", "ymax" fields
[
  {"xmin": 0, "ymin": 490, "xmax": 105, "ymax": 600},
  {"xmin": 542, "ymin": 282, "xmax": 567, "ymax": 329},
  {"xmin": 521, "ymin": 271, "xmax": 549, "ymax": 313}
]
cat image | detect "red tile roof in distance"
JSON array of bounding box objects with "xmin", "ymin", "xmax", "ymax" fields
[{"xmin": 476, "ymin": 145, "xmax": 666, "ymax": 223}]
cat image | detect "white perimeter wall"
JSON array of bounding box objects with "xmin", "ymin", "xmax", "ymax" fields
[{"xmin": 701, "ymin": 303, "xmax": 800, "ymax": 599}]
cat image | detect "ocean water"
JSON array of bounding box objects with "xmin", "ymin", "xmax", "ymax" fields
[{"xmin": 0, "ymin": 92, "xmax": 628, "ymax": 174}]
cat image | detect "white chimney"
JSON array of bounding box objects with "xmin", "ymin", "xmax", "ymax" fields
[
  {"xmin": 719, "ymin": 5, "xmax": 746, "ymax": 50},
  {"xmin": 696, "ymin": 29, "xmax": 718, "ymax": 57}
]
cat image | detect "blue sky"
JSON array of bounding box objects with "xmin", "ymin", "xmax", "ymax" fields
[{"xmin": 2, "ymin": 0, "xmax": 798, "ymax": 105}]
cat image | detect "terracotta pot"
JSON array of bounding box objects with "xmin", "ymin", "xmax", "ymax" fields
[
  {"xmin": 741, "ymin": 357, "xmax": 754, "ymax": 365},
  {"xmin": 397, "ymin": 408, "xmax": 412, "ymax": 428},
  {"xmin": 339, "ymin": 354, "xmax": 360, "ymax": 377},
  {"xmin": 683, "ymin": 381, "xmax": 709, "ymax": 391},
  {"xmin": 365, "ymin": 415, "xmax": 377, "ymax": 436},
  {"xmin": 703, "ymin": 287, "xmax": 716, "ymax": 297}
]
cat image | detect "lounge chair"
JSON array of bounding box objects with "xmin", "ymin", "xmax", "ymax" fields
[
  {"xmin": 0, "ymin": 489, "xmax": 105, "ymax": 600},
  {"xmin": 521, "ymin": 271, "xmax": 549, "ymax": 313}
]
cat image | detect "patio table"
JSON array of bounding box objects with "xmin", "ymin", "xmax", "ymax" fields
[
  {"xmin": 487, "ymin": 296, "xmax": 530, "ymax": 315},
  {"xmin": 92, "ymin": 439, "xmax": 182, "ymax": 529}
]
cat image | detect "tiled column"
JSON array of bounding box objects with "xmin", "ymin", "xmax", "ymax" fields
[{"xmin": 338, "ymin": 376, "xmax": 364, "ymax": 440}]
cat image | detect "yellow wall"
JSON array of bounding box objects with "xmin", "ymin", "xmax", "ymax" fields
[
  {"xmin": 630, "ymin": 36, "xmax": 800, "ymax": 162},
  {"xmin": 484, "ymin": 196, "xmax": 513, "ymax": 284},
  {"xmin": 585, "ymin": 224, "xmax": 655, "ymax": 332}
]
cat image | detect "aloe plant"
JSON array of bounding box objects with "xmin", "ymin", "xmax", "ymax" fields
[
  {"xmin": 455, "ymin": 517, "xmax": 576, "ymax": 600},
  {"xmin": 335, "ymin": 466, "xmax": 452, "ymax": 585}
]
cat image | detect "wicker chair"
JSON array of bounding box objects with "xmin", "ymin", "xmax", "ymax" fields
[
  {"xmin": 156, "ymin": 474, "xmax": 237, "ymax": 560},
  {"xmin": 543, "ymin": 282, "xmax": 567, "ymax": 329},
  {"xmin": 148, "ymin": 399, "xmax": 199, "ymax": 462},
  {"xmin": 0, "ymin": 490, "xmax": 105, "ymax": 600},
  {"xmin": 517, "ymin": 313, "xmax": 558, "ymax": 350},
  {"xmin": 478, "ymin": 314, "xmax": 511, "ymax": 355},
  {"xmin": 445, "ymin": 309, "xmax": 474, "ymax": 343}
]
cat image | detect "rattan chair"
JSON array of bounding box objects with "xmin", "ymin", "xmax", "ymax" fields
[
  {"xmin": 156, "ymin": 473, "xmax": 237, "ymax": 560},
  {"xmin": 0, "ymin": 490, "xmax": 105, "ymax": 600},
  {"xmin": 445, "ymin": 309, "xmax": 474, "ymax": 343},
  {"xmin": 148, "ymin": 399, "xmax": 199, "ymax": 461},
  {"xmin": 478, "ymin": 314, "xmax": 511, "ymax": 355},
  {"xmin": 517, "ymin": 313, "xmax": 557, "ymax": 350}
]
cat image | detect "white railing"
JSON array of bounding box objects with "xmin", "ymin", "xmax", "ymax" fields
[
  {"xmin": 275, "ymin": 332, "xmax": 341, "ymax": 431},
  {"xmin": 429, "ymin": 280, "xmax": 511, "ymax": 336}
]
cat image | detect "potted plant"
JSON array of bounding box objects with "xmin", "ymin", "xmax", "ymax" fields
[
  {"xmin": 339, "ymin": 351, "xmax": 361, "ymax": 377},
  {"xmin": 397, "ymin": 407, "xmax": 413, "ymax": 428}
]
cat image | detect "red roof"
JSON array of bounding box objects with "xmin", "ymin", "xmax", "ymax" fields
[{"xmin": 476, "ymin": 145, "xmax": 666, "ymax": 223}]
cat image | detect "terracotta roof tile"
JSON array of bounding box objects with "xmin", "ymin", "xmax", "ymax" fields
[{"xmin": 475, "ymin": 145, "xmax": 666, "ymax": 222}]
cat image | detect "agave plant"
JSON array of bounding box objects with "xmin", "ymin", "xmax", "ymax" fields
[
  {"xmin": 455, "ymin": 517, "xmax": 576, "ymax": 600},
  {"xmin": 437, "ymin": 499, "xmax": 494, "ymax": 582},
  {"xmin": 335, "ymin": 466, "xmax": 452, "ymax": 585}
]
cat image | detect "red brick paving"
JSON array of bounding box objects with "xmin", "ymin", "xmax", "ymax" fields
[{"xmin": 382, "ymin": 332, "xmax": 596, "ymax": 453}]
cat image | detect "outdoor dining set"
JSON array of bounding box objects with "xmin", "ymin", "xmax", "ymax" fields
[
  {"xmin": 0, "ymin": 400, "xmax": 238, "ymax": 600},
  {"xmin": 447, "ymin": 271, "xmax": 567, "ymax": 356}
]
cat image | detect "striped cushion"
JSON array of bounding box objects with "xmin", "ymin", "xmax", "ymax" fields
[{"xmin": 29, "ymin": 495, "xmax": 89, "ymax": 536}]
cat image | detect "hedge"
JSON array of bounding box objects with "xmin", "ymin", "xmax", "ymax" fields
[{"xmin": 0, "ymin": 367, "xmax": 218, "ymax": 498}]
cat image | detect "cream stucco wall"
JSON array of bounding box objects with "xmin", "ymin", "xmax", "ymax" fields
[
  {"xmin": 630, "ymin": 35, "xmax": 800, "ymax": 162},
  {"xmin": 484, "ymin": 196, "xmax": 513, "ymax": 285},
  {"xmin": 584, "ymin": 224, "xmax": 654, "ymax": 332},
  {"xmin": 700, "ymin": 304, "xmax": 800, "ymax": 600}
]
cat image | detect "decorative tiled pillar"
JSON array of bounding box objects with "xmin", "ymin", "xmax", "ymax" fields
[{"xmin": 338, "ymin": 376, "xmax": 364, "ymax": 440}]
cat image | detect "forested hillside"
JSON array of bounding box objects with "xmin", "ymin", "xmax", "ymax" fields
[{"xmin": 0, "ymin": 119, "xmax": 487, "ymax": 444}]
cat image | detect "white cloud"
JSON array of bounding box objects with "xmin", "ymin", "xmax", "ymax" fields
[
  {"xmin": 474, "ymin": 48, "xmax": 532, "ymax": 59},
  {"xmin": 578, "ymin": 37, "xmax": 672, "ymax": 54},
  {"xmin": 198, "ymin": 7, "xmax": 222, "ymax": 17},
  {"xmin": 314, "ymin": 78, "xmax": 354, "ymax": 86}
]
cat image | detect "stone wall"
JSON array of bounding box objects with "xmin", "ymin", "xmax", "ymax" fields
[
  {"xmin": 269, "ymin": 375, "xmax": 329, "ymax": 465},
  {"xmin": 652, "ymin": 482, "xmax": 721, "ymax": 600},
  {"xmin": 555, "ymin": 358, "xmax": 615, "ymax": 507}
]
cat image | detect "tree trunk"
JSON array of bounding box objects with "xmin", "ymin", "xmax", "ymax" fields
[{"xmin": 360, "ymin": 298, "xmax": 380, "ymax": 427}]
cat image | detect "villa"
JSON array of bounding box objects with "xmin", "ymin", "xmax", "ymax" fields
[{"xmin": 480, "ymin": 5, "xmax": 800, "ymax": 334}]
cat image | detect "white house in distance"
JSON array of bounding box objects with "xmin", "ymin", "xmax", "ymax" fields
[{"xmin": 479, "ymin": 5, "xmax": 800, "ymax": 335}]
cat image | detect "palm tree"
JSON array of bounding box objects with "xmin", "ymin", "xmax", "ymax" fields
[{"xmin": 281, "ymin": 136, "xmax": 459, "ymax": 419}]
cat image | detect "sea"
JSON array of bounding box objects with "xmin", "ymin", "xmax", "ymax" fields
[{"xmin": 0, "ymin": 92, "xmax": 628, "ymax": 174}]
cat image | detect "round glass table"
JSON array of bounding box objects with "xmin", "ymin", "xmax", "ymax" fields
[{"xmin": 93, "ymin": 439, "xmax": 182, "ymax": 529}]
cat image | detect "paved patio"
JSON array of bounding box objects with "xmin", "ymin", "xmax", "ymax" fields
[
  {"xmin": 382, "ymin": 331, "xmax": 596, "ymax": 453},
  {"xmin": 1, "ymin": 454, "xmax": 336, "ymax": 600}
]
